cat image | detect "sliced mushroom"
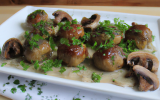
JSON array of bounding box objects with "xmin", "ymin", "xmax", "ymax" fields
[
  {"xmin": 125, "ymin": 24, "xmax": 152, "ymax": 49},
  {"xmin": 57, "ymin": 44, "xmax": 88, "ymax": 67},
  {"xmin": 93, "ymin": 45, "xmax": 126, "ymax": 71},
  {"xmin": 81, "ymin": 14, "xmax": 100, "ymax": 30},
  {"xmin": 2, "ymin": 38, "xmax": 23, "ymax": 59},
  {"xmin": 133, "ymin": 65, "xmax": 159, "ymax": 91},
  {"xmin": 27, "ymin": 9, "xmax": 48, "ymax": 25},
  {"xmin": 52, "ymin": 10, "xmax": 73, "ymax": 24},
  {"xmin": 127, "ymin": 51, "xmax": 159, "ymax": 72}
]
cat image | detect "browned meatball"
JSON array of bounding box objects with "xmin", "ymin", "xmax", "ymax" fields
[
  {"xmin": 24, "ymin": 40, "xmax": 52, "ymax": 62},
  {"xmin": 93, "ymin": 45, "xmax": 126, "ymax": 71},
  {"xmin": 27, "ymin": 9, "xmax": 48, "ymax": 25},
  {"xmin": 32, "ymin": 20, "xmax": 55, "ymax": 38},
  {"xmin": 58, "ymin": 24, "xmax": 84, "ymax": 42},
  {"xmin": 57, "ymin": 44, "xmax": 88, "ymax": 67},
  {"xmin": 91, "ymin": 26, "xmax": 122, "ymax": 46},
  {"xmin": 125, "ymin": 24, "xmax": 152, "ymax": 49}
]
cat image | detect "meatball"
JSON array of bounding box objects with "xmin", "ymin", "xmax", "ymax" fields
[
  {"xmin": 27, "ymin": 9, "xmax": 48, "ymax": 25},
  {"xmin": 125, "ymin": 24, "xmax": 152, "ymax": 49},
  {"xmin": 57, "ymin": 44, "xmax": 88, "ymax": 67},
  {"xmin": 91, "ymin": 26, "xmax": 122, "ymax": 46},
  {"xmin": 93, "ymin": 45, "xmax": 126, "ymax": 71},
  {"xmin": 24, "ymin": 40, "xmax": 52, "ymax": 62},
  {"xmin": 32, "ymin": 20, "xmax": 55, "ymax": 38},
  {"xmin": 58, "ymin": 24, "xmax": 84, "ymax": 42}
]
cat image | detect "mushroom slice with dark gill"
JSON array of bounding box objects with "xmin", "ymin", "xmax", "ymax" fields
[
  {"xmin": 57, "ymin": 44, "xmax": 88, "ymax": 67},
  {"xmin": 125, "ymin": 24, "xmax": 152, "ymax": 49},
  {"xmin": 93, "ymin": 45, "xmax": 126, "ymax": 72},
  {"xmin": 52, "ymin": 10, "xmax": 73, "ymax": 24},
  {"xmin": 81, "ymin": 14, "xmax": 100, "ymax": 31},
  {"xmin": 2, "ymin": 38, "xmax": 23, "ymax": 59},
  {"xmin": 24, "ymin": 40, "xmax": 52, "ymax": 63},
  {"xmin": 133, "ymin": 65, "xmax": 159, "ymax": 91},
  {"xmin": 27, "ymin": 9, "xmax": 48, "ymax": 25},
  {"xmin": 127, "ymin": 51, "xmax": 159, "ymax": 72}
]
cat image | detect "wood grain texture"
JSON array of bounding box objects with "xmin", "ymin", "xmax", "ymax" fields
[
  {"xmin": 0, "ymin": 0, "xmax": 160, "ymax": 6},
  {"xmin": 0, "ymin": 95, "xmax": 12, "ymax": 100},
  {"xmin": 0, "ymin": 5, "xmax": 160, "ymax": 100}
]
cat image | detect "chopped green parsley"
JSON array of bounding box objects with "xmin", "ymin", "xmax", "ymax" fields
[
  {"xmin": 118, "ymin": 39, "xmax": 138, "ymax": 54},
  {"xmin": 114, "ymin": 18, "xmax": 131, "ymax": 33},
  {"xmin": 11, "ymin": 88, "xmax": 17, "ymax": 94},
  {"xmin": 73, "ymin": 98, "xmax": 81, "ymax": 100},
  {"xmin": 24, "ymin": 31, "xmax": 43, "ymax": 50},
  {"xmin": 53, "ymin": 59, "xmax": 62, "ymax": 68},
  {"xmin": 13, "ymin": 79, "xmax": 20, "ymax": 85},
  {"xmin": 49, "ymin": 37, "xmax": 56, "ymax": 51},
  {"xmin": 41, "ymin": 60, "xmax": 54, "ymax": 73},
  {"xmin": 37, "ymin": 87, "xmax": 43, "ymax": 95},
  {"xmin": 81, "ymin": 32, "xmax": 91, "ymax": 42},
  {"xmin": 72, "ymin": 37, "xmax": 83, "ymax": 47},
  {"xmin": 91, "ymin": 72, "xmax": 102, "ymax": 83},
  {"xmin": 8, "ymin": 75, "xmax": 14, "ymax": 80},
  {"xmin": 32, "ymin": 20, "xmax": 53, "ymax": 37},
  {"xmin": 34, "ymin": 60, "xmax": 39, "ymax": 70},
  {"xmin": 3, "ymin": 89, "xmax": 6, "ymax": 93},
  {"xmin": 41, "ymin": 59, "xmax": 62, "ymax": 73},
  {"xmin": 77, "ymin": 27, "xmax": 81, "ymax": 29},
  {"xmin": 28, "ymin": 9, "xmax": 46, "ymax": 19},
  {"xmin": 111, "ymin": 56, "xmax": 115, "ymax": 65},
  {"xmin": 25, "ymin": 93, "xmax": 32, "ymax": 100},
  {"xmin": 72, "ymin": 19, "xmax": 78, "ymax": 24},
  {"xmin": 20, "ymin": 61, "xmax": 30, "ymax": 71},
  {"xmin": 152, "ymin": 35, "xmax": 155, "ymax": 41},
  {"xmin": 134, "ymin": 29, "xmax": 142, "ymax": 33},
  {"xmin": 152, "ymin": 51, "xmax": 156, "ymax": 54},
  {"xmin": 60, "ymin": 38, "xmax": 70, "ymax": 46},
  {"xmin": 28, "ymin": 80, "xmax": 36, "ymax": 89},
  {"xmin": 6, "ymin": 82, "xmax": 10, "ymax": 85},
  {"xmin": 59, "ymin": 67, "xmax": 66, "ymax": 74},
  {"xmin": 92, "ymin": 39, "xmax": 114, "ymax": 51},
  {"xmin": 1, "ymin": 63, "xmax": 7, "ymax": 67},
  {"xmin": 18, "ymin": 84, "xmax": 26, "ymax": 93}
]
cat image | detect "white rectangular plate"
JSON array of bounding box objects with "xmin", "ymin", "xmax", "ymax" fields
[{"xmin": 0, "ymin": 6, "xmax": 160, "ymax": 100}]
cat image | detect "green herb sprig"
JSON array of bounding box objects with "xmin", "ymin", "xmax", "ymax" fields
[
  {"xmin": 20, "ymin": 61, "xmax": 30, "ymax": 71},
  {"xmin": 91, "ymin": 72, "xmax": 102, "ymax": 83},
  {"xmin": 59, "ymin": 67, "xmax": 66, "ymax": 74}
]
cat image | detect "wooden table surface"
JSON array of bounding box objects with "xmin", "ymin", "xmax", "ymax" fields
[{"xmin": 0, "ymin": 5, "xmax": 160, "ymax": 100}]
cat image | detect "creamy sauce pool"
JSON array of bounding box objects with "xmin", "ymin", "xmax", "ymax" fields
[{"xmin": 0, "ymin": 55, "xmax": 135, "ymax": 87}]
